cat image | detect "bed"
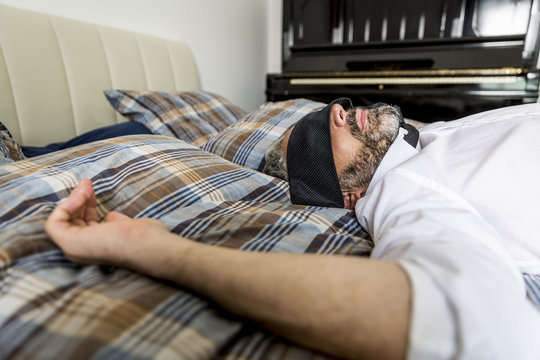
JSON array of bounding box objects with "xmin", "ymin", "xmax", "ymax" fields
[{"xmin": 1, "ymin": 5, "xmax": 539, "ymax": 359}]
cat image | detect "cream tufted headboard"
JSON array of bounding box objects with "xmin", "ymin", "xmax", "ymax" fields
[{"xmin": 0, "ymin": 5, "xmax": 201, "ymax": 146}]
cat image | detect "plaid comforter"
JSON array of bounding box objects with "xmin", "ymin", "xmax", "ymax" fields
[
  {"xmin": 2, "ymin": 134, "xmax": 540, "ymax": 359},
  {"xmin": 0, "ymin": 136, "xmax": 374, "ymax": 359}
]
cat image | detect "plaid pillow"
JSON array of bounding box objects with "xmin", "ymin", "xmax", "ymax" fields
[
  {"xmin": 104, "ymin": 90, "xmax": 247, "ymax": 147},
  {"xmin": 202, "ymin": 99, "xmax": 325, "ymax": 170},
  {"xmin": 0, "ymin": 121, "xmax": 25, "ymax": 164}
]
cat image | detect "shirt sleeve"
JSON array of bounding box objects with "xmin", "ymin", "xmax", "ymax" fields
[{"xmin": 356, "ymin": 170, "xmax": 540, "ymax": 360}]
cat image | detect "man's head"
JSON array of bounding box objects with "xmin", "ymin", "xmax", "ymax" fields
[{"xmin": 263, "ymin": 98, "xmax": 404, "ymax": 209}]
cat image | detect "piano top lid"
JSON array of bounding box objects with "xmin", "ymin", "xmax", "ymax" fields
[
  {"xmin": 288, "ymin": 34, "xmax": 526, "ymax": 53},
  {"xmin": 282, "ymin": 0, "xmax": 540, "ymax": 72}
]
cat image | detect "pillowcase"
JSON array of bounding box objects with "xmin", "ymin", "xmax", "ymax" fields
[
  {"xmin": 0, "ymin": 121, "xmax": 25, "ymax": 165},
  {"xmin": 104, "ymin": 90, "xmax": 247, "ymax": 147},
  {"xmin": 202, "ymin": 98, "xmax": 325, "ymax": 170}
]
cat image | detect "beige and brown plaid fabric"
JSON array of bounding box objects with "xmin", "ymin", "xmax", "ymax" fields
[
  {"xmin": 2, "ymin": 111, "xmax": 540, "ymax": 359},
  {"xmin": 105, "ymin": 90, "xmax": 247, "ymax": 147},
  {"xmin": 0, "ymin": 135, "xmax": 372, "ymax": 359},
  {"xmin": 0, "ymin": 121, "xmax": 25, "ymax": 164},
  {"xmin": 202, "ymin": 99, "xmax": 325, "ymax": 170}
]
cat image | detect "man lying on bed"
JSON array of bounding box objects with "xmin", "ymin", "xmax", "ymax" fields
[{"xmin": 46, "ymin": 98, "xmax": 540, "ymax": 360}]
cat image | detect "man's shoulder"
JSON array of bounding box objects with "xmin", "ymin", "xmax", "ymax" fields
[{"xmin": 420, "ymin": 103, "xmax": 540, "ymax": 133}]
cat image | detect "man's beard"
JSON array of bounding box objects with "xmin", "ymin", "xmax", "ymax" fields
[{"xmin": 338, "ymin": 106, "xmax": 400, "ymax": 190}]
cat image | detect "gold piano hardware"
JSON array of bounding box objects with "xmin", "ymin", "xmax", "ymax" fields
[
  {"xmin": 290, "ymin": 76, "xmax": 521, "ymax": 86},
  {"xmin": 283, "ymin": 67, "xmax": 524, "ymax": 77}
]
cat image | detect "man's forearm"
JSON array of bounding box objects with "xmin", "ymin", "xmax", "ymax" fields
[{"xmin": 120, "ymin": 233, "xmax": 411, "ymax": 360}]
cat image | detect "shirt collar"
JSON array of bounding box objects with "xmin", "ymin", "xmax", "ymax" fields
[{"xmin": 365, "ymin": 127, "xmax": 420, "ymax": 194}]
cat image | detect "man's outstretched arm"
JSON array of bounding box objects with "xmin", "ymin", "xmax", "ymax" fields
[{"xmin": 46, "ymin": 179, "xmax": 411, "ymax": 360}]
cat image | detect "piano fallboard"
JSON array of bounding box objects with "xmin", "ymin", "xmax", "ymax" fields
[{"xmin": 266, "ymin": 67, "xmax": 539, "ymax": 122}]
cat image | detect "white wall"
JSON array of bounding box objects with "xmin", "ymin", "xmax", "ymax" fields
[
  {"xmin": 0, "ymin": 0, "xmax": 282, "ymax": 112},
  {"xmin": 266, "ymin": 0, "xmax": 283, "ymax": 74}
]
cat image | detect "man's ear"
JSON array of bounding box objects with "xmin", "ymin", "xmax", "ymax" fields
[
  {"xmin": 342, "ymin": 187, "xmax": 367, "ymax": 210},
  {"xmin": 331, "ymin": 104, "xmax": 348, "ymax": 128}
]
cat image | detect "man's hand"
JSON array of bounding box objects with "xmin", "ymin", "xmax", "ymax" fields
[{"xmin": 45, "ymin": 179, "xmax": 170, "ymax": 266}]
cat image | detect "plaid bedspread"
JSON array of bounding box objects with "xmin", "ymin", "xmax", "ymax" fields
[
  {"xmin": 0, "ymin": 135, "xmax": 374, "ymax": 359},
  {"xmin": 2, "ymin": 135, "xmax": 540, "ymax": 359}
]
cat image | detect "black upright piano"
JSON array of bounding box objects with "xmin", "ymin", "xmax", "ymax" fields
[{"xmin": 266, "ymin": 0, "xmax": 540, "ymax": 122}]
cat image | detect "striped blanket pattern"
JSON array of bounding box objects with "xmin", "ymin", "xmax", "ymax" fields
[
  {"xmin": 2, "ymin": 111, "xmax": 540, "ymax": 358},
  {"xmin": 0, "ymin": 135, "xmax": 373, "ymax": 359},
  {"xmin": 105, "ymin": 90, "xmax": 248, "ymax": 147}
]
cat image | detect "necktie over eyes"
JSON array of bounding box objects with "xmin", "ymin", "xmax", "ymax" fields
[
  {"xmin": 287, "ymin": 98, "xmax": 418, "ymax": 208},
  {"xmin": 287, "ymin": 98, "xmax": 350, "ymax": 208},
  {"xmin": 401, "ymin": 122, "xmax": 420, "ymax": 148}
]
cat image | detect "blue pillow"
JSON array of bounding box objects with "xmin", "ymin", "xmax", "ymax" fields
[{"xmin": 21, "ymin": 122, "xmax": 152, "ymax": 157}]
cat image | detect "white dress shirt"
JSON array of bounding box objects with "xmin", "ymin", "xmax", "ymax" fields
[{"xmin": 355, "ymin": 103, "xmax": 540, "ymax": 359}]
